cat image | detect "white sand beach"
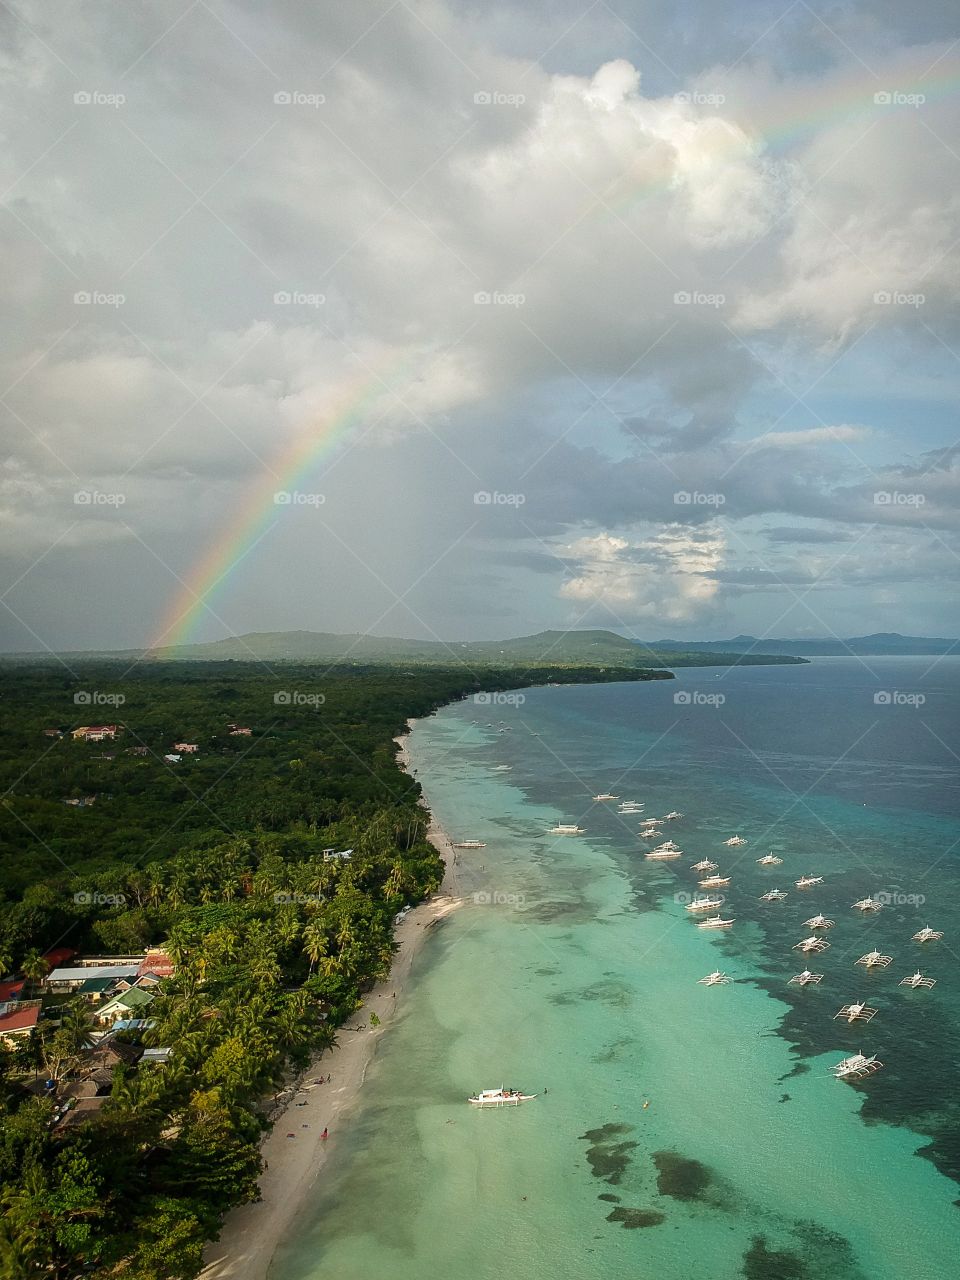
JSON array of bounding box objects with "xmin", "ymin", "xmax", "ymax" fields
[{"xmin": 200, "ymin": 723, "xmax": 459, "ymax": 1280}]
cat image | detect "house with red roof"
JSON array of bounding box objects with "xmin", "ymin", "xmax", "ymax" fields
[{"xmin": 0, "ymin": 1002, "xmax": 40, "ymax": 1045}]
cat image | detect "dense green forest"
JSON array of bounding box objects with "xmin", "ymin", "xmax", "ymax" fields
[{"xmin": 0, "ymin": 660, "xmax": 666, "ymax": 1278}]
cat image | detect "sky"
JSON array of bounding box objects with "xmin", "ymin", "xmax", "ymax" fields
[{"xmin": 1, "ymin": 0, "xmax": 959, "ymax": 651}]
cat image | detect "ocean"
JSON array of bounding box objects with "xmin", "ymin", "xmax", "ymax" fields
[{"xmin": 271, "ymin": 657, "xmax": 960, "ymax": 1280}]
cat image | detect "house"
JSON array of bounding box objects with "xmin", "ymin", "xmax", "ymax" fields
[
  {"xmin": 172, "ymin": 742, "xmax": 199, "ymax": 753},
  {"xmin": 46, "ymin": 965, "xmax": 141, "ymax": 993},
  {"xmin": 138, "ymin": 948, "xmax": 175, "ymax": 979},
  {"xmin": 109, "ymin": 1017, "xmax": 156, "ymax": 1034},
  {"xmin": 0, "ymin": 1002, "xmax": 40, "ymax": 1045},
  {"xmin": 80, "ymin": 1040, "xmax": 143, "ymax": 1074},
  {"xmin": 76, "ymin": 976, "xmax": 118, "ymax": 1004},
  {"xmin": 125, "ymin": 746, "xmax": 149, "ymax": 756},
  {"xmin": 164, "ymin": 754, "xmax": 181, "ymax": 764},
  {"xmin": 227, "ymin": 724, "xmax": 252, "ymax": 736},
  {"xmin": 141, "ymin": 1047, "xmax": 172, "ymax": 1064},
  {"xmin": 95, "ymin": 986, "xmax": 154, "ymax": 1027},
  {"xmin": 53, "ymin": 1096, "xmax": 109, "ymax": 1131},
  {"xmin": 322, "ymin": 847, "xmax": 354, "ymax": 863},
  {"xmin": 42, "ymin": 728, "xmax": 64, "ymax": 738},
  {"xmin": 62, "ymin": 794, "xmax": 97, "ymax": 807},
  {"xmin": 72, "ymin": 725, "xmax": 119, "ymax": 742}
]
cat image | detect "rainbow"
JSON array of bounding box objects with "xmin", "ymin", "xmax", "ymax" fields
[
  {"xmin": 151, "ymin": 357, "xmax": 409, "ymax": 651},
  {"xmin": 595, "ymin": 62, "xmax": 960, "ymax": 222}
]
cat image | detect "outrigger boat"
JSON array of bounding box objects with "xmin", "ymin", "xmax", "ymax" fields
[
  {"xmin": 646, "ymin": 847, "xmax": 682, "ymax": 861},
  {"xmin": 698, "ymin": 971, "xmax": 731, "ymax": 986},
  {"xmin": 469, "ymin": 1086, "xmax": 537, "ymax": 1107},
  {"xmin": 550, "ymin": 824, "xmax": 584, "ymax": 835},
  {"xmin": 699, "ymin": 874, "xmax": 730, "ymax": 889},
  {"xmin": 832, "ymin": 1052, "xmax": 883, "ymax": 1081},
  {"xmin": 723, "ymin": 836, "xmax": 747, "ymax": 846},
  {"xmin": 804, "ymin": 914, "xmax": 835, "ymax": 930},
  {"xmin": 900, "ymin": 971, "xmax": 936, "ymax": 989},
  {"xmin": 913, "ymin": 926, "xmax": 944, "ymax": 943},
  {"xmin": 685, "ymin": 896, "xmax": 725, "ymax": 914},
  {"xmin": 856, "ymin": 950, "xmax": 892, "ymax": 970},
  {"xmin": 691, "ymin": 859, "xmax": 718, "ymax": 873},
  {"xmin": 757, "ymin": 853, "xmax": 782, "ymax": 866},
  {"xmin": 794, "ymin": 936, "xmax": 830, "ymax": 954},
  {"xmin": 617, "ymin": 801, "xmax": 644, "ymax": 812},
  {"xmin": 493, "ymin": 764, "xmax": 513, "ymax": 772},
  {"xmin": 852, "ymin": 897, "xmax": 883, "ymax": 913},
  {"xmin": 593, "ymin": 793, "xmax": 618, "ymax": 802},
  {"xmin": 662, "ymin": 811, "xmax": 683, "ymax": 820},
  {"xmin": 795, "ymin": 875, "xmax": 823, "ymax": 890},
  {"xmin": 788, "ymin": 969, "xmax": 823, "ymax": 986},
  {"xmin": 835, "ymin": 1000, "xmax": 877, "ymax": 1024},
  {"xmin": 697, "ymin": 915, "xmax": 734, "ymax": 930},
  {"xmin": 760, "ymin": 889, "xmax": 788, "ymax": 902},
  {"xmin": 455, "ymin": 840, "xmax": 486, "ymax": 849}
]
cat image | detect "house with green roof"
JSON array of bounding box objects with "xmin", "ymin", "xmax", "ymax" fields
[
  {"xmin": 94, "ymin": 986, "xmax": 155, "ymax": 1027},
  {"xmin": 77, "ymin": 976, "xmax": 118, "ymax": 1003}
]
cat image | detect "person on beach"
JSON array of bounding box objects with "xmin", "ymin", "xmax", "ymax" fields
[{"xmin": 321, "ymin": 1127, "xmax": 328, "ymax": 1140}]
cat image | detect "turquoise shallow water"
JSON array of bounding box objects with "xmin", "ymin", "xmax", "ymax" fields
[{"xmin": 271, "ymin": 659, "xmax": 960, "ymax": 1280}]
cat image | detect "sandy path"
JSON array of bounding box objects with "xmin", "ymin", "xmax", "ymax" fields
[{"xmin": 200, "ymin": 723, "xmax": 460, "ymax": 1280}]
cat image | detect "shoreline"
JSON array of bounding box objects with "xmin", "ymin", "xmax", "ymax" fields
[{"xmin": 200, "ymin": 719, "xmax": 459, "ymax": 1280}]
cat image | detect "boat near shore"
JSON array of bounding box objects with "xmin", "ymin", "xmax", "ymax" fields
[{"xmin": 468, "ymin": 1087, "xmax": 537, "ymax": 1107}]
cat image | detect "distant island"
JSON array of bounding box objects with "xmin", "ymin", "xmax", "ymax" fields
[
  {"xmin": 642, "ymin": 632, "xmax": 958, "ymax": 657},
  {"xmin": 1, "ymin": 628, "xmax": 807, "ymax": 668}
]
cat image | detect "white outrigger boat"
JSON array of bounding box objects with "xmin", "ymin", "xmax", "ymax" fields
[
  {"xmin": 856, "ymin": 950, "xmax": 892, "ymax": 970},
  {"xmin": 794, "ymin": 936, "xmax": 830, "ymax": 954},
  {"xmin": 469, "ymin": 1086, "xmax": 537, "ymax": 1107},
  {"xmin": 900, "ymin": 971, "xmax": 936, "ymax": 989},
  {"xmin": 493, "ymin": 764, "xmax": 513, "ymax": 772},
  {"xmin": 804, "ymin": 914, "xmax": 835, "ymax": 930},
  {"xmin": 760, "ymin": 888, "xmax": 788, "ymax": 902},
  {"xmin": 617, "ymin": 801, "xmax": 644, "ymax": 812},
  {"xmin": 913, "ymin": 926, "xmax": 943, "ymax": 943},
  {"xmin": 835, "ymin": 999, "xmax": 877, "ymax": 1024},
  {"xmin": 832, "ymin": 1052, "xmax": 883, "ymax": 1082},
  {"xmin": 795, "ymin": 875, "xmax": 823, "ymax": 890},
  {"xmin": 455, "ymin": 840, "xmax": 487, "ymax": 849},
  {"xmin": 646, "ymin": 847, "xmax": 682, "ymax": 861},
  {"xmin": 685, "ymin": 895, "xmax": 725, "ymax": 914},
  {"xmin": 757, "ymin": 853, "xmax": 782, "ymax": 866},
  {"xmin": 723, "ymin": 836, "xmax": 747, "ymax": 846},
  {"xmin": 698, "ymin": 970, "xmax": 731, "ymax": 986},
  {"xmin": 550, "ymin": 824, "xmax": 584, "ymax": 835},
  {"xmin": 691, "ymin": 859, "xmax": 718, "ymax": 873},
  {"xmin": 593, "ymin": 792, "xmax": 618, "ymax": 802},
  {"xmin": 699, "ymin": 874, "xmax": 730, "ymax": 889},
  {"xmin": 852, "ymin": 897, "xmax": 883, "ymax": 913},
  {"xmin": 788, "ymin": 969, "xmax": 823, "ymax": 986},
  {"xmin": 662, "ymin": 811, "xmax": 683, "ymax": 820},
  {"xmin": 697, "ymin": 915, "xmax": 734, "ymax": 930}
]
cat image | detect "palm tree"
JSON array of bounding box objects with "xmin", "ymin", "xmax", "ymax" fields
[
  {"xmin": 302, "ymin": 922, "xmax": 328, "ymax": 975},
  {"xmin": 20, "ymin": 950, "xmax": 48, "ymax": 995}
]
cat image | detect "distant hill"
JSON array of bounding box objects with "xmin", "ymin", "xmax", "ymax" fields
[
  {"xmin": 644, "ymin": 632, "xmax": 958, "ymax": 657},
  {"xmin": 0, "ymin": 628, "xmax": 806, "ymax": 668}
]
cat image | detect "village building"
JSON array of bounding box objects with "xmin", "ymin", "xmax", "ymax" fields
[
  {"xmin": 71, "ymin": 725, "xmax": 119, "ymax": 742},
  {"xmin": 0, "ymin": 1001, "xmax": 40, "ymax": 1045},
  {"xmin": 95, "ymin": 986, "xmax": 155, "ymax": 1027},
  {"xmin": 172, "ymin": 742, "xmax": 199, "ymax": 753}
]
